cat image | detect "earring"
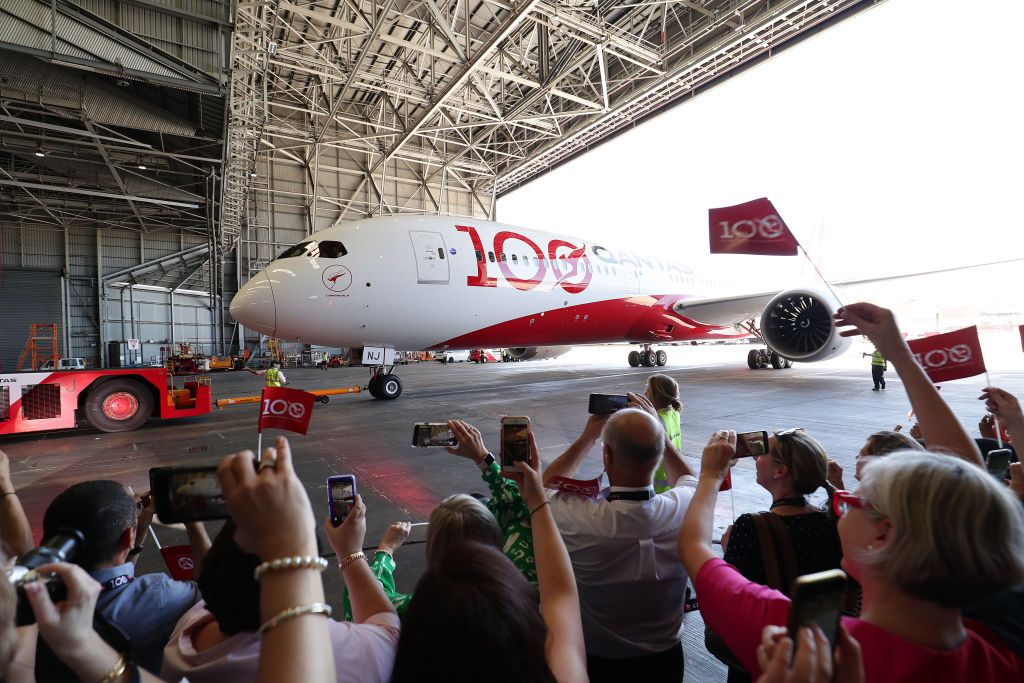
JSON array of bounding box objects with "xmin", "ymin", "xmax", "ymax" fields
[{"xmin": 867, "ymin": 544, "xmax": 875, "ymax": 551}]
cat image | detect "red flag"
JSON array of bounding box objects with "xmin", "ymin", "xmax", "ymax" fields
[
  {"xmin": 907, "ymin": 326, "xmax": 987, "ymax": 384},
  {"xmin": 258, "ymin": 386, "xmax": 315, "ymax": 434},
  {"xmin": 159, "ymin": 545, "xmax": 195, "ymax": 581},
  {"xmin": 708, "ymin": 198, "xmax": 799, "ymax": 256}
]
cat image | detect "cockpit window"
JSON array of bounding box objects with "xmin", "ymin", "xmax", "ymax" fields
[{"xmin": 276, "ymin": 240, "xmax": 348, "ymax": 260}]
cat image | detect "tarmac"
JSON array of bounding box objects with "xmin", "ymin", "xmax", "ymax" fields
[{"xmin": 3, "ymin": 338, "xmax": 1021, "ymax": 681}]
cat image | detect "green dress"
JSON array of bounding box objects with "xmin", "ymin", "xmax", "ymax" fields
[{"xmin": 342, "ymin": 461, "xmax": 537, "ymax": 619}]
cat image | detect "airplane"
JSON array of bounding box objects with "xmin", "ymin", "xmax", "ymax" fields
[{"xmin": 229, "ymin": 215, "xmax": 850, "ymax": 400}]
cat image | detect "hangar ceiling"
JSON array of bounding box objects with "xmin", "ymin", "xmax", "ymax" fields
[{"xmin": 225, "ymin": 0, "xmax": 880, "ymax": 270}]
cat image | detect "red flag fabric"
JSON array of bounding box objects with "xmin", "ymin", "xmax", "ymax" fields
[
  {"xmin": 159, "ymin": 545, "xmax": 195, "ymax": 581},
  {"xmin": 258, "ymin": 386, "xmax": 315, "ymax": 434},
  {"xmin": 708, "ymin": 198, "xmax": 799, "ymax": 256},
  {"xmin": 907, "ymin": 326, "xmax": 987, "ymax": 384}
]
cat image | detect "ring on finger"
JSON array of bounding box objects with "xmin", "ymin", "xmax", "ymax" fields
[{"xmin": 258, "ymin": 459, "xmax": 277, "ymax": 471}]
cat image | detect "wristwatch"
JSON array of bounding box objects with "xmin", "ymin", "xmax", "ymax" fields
[{"xmin": 478, "ymin": 452, "xmax": 496, "ymax": 470}]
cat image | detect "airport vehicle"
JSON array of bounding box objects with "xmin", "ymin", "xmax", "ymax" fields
[
  {"xmin": 469, "ymin": 349, "xmax": 500, "ymax": 363},
  {"xmin": 230, "ymin": 214, "xmax": 850, "ymax": 400},
  {"xmin": 437, "ymin": 350, "xmax": 470, "ymax": 363},
  {"xmin": 39, "ymin": 358, "xmax": 86, "ymax": 371},
  {"xmin": 0, "ymin": 367, "xmax": 211, "ymax": 435}
]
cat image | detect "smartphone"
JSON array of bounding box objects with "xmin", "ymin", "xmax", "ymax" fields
[
  {"xmin": 150, "ymin": 465, "xmax": 230, "ymax": 524},
  {"xmin": 412, "ymin": 422, "xmax": 457, "ymax": 447},
  {"xmin": 588, "ymin": 393, "xmax": 629, "ymax": 416},
  {"xmin": 787, "ymin": 569, "xmax": 848, "ymax": 654},
  {"xmin": 735, "ymin": 430, "xmax": 769, "ymax": 457},
  {"xmin": 500, "ymin": 416, "xmax": 531, "ymax": 471},
  {"xmin": 985, "ymin": 448, "xmax": 1013, "ymax": 480},
  {"xmin": 327, "ymin": 475, "xmax": 357, "ymax": 527}
]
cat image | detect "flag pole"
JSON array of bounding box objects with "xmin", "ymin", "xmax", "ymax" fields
[
  {"xmin": 796, "ymin": 242, "xmax": 845, "ymax": 306},
  {"xmin": 256, "ymin": 385, "xmax": 265, "ymax": 456}
]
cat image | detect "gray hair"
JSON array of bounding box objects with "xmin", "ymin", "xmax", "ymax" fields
[
  {"xmin": 601, "ymin": 408, "xmax": 665, "ymax": 465},
  {"xmin": 857, "ymin": 451, "xmax": 1024, "ymax": 607},
  {"xmin": 862, "ymin": 430, "xmax": 925, "ymax": 456}
]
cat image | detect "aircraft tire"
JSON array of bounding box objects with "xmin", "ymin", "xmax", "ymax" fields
[
  {"xmin": 628, "ymin": 351, "xmax": 641, "ymax": 367},
  {"xmin": 367, "ymin": 375, "xmax": 382, "ymax": 398},
  {"xmin": 643, "ymin": 350, "xmax": 657, "ymax": 367},
  {"xmin": 770, "ymin": 351, "xmax": 784, "ymax": 369},
  {"xmin": 377, "ymin": 374, "xmax": 403, "ymax": 400},
  {"xmin": 784, "ymin": 359, "xmax": 793, "ymax": 369},
  {"xmin": 747, "ymin": 350, "xmax": 760, "ymax": 370},
  {"xmin": 655, "ymin": 350, "xmax": 667, "ymax": 366}
]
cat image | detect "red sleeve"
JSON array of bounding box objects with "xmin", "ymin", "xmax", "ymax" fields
[{"xmin": 694, "ymin": 558, "xmax": 791, "ymax": 677}]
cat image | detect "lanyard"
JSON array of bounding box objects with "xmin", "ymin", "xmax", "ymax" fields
[{"xmin": 100, "ymin": 574, "xmax": 134, "ymax": 592}]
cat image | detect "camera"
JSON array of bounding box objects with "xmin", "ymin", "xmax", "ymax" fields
[{"xmin": 8, "ymin": 528, "xmax": 85, "ymax": 626}]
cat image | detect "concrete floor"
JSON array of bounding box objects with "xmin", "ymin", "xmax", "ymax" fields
[{"xmin": 3, "ymin": 340, "xmax": 1021, "ymax": 681}]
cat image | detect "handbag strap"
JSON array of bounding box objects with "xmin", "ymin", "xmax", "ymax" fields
[{"xmin": 751, "ymin": 512, "xmax": 800, "ymax": 595}]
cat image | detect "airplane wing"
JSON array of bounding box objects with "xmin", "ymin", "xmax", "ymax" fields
[{"xmin": 671, "ymin": 292, "xmax": 780, "ymax": 327}]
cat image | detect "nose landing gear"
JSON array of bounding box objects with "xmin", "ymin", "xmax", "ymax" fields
[
  {"xmin": 367, "ymin": 366, "xmax": 403, "ymax": 399},
  {"xmin": 627, "ymin": 345, "xmax": 667, "ymax": 368}
]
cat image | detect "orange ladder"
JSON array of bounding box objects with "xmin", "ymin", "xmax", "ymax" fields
[{"xmin": 17, "ymin": 323, "xmax": 59, "ymax": 371}]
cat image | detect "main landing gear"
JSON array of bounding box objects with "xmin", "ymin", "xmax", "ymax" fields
[
  {"xmin": 627, "ymin": 344, "xmax": 668, "ymax": 368},
  {"xmin": 367, "ymin": 366, "xmax": 403, "ymax": 400},
  {"xmin": 747, "ymin": 348, "xmax": 792, "ymax": 370}
]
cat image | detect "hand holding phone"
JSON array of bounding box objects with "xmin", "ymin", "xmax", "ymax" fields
[
  {"xmin": 327, "ymin": 475, "xmax": 357, "ymax": 527},
  {"xmin": 787, "ymin": 569, "xmax": 847, "ymax": 655},
  {"xmin": 500, "ymin": 417, "xmax": 532, "ymax": 471}
]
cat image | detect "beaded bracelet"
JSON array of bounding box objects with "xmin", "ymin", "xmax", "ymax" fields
[
  {"xmin": 257, "ymin": 602, "xmax": 332, "ymax": 638},
  {"xmin": 339, "ymin": 551, "xmax": 367, "ymax": 570},
  {"xmin": 253, "ymin": 555, "xmax": 328, "ymax": 581}
]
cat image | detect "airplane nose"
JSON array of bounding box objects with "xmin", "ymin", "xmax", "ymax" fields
[{"xmin": 230, "ymin": 271, "xmax": 276, "ymax": 336}]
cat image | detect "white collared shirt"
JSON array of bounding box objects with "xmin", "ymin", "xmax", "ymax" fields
[{"xmin": 548, "ymin": 475, "xmax": 698, "ymax": 657}]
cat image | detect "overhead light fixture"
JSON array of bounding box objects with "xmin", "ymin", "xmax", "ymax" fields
[
  {"xmin": 34, "ymin": 146, "xmax": 45, "ymax": 157},
  {"xmin": 138, "ymin": 163, "xmax": 147, "ymax": 170},
  {"xmin": 250, "ymin": 171, "xmax": 257, "ymax": 177}
]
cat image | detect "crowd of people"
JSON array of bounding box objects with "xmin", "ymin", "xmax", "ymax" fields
[{"xmin": 0, "ymin": 301, "xmax": 1021, "ymax": 683}]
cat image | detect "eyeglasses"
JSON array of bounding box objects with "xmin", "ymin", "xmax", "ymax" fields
[
  {"xmin": 832, "ymin": 490, "xmax": 872, "ymax": 518},
  {"xmin": 774, "ymin": 427, "xmax": 805, "ymax": 438}
]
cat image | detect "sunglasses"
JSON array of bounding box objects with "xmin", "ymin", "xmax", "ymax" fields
[
  {"xmin": 774, "ymin": 427, "xmax": 805, "ymax": 438},
  {"xmin": 832, "ymin": 490, "xmax": 872, "ymax": 518}
]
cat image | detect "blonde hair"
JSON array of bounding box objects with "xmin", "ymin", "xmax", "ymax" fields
[
  {"xmin": 863, "ymin": 430, "xmax": 924, "ymax": 456},
  {"xmin": 426, "ymin": 494, "xmax": 502, "ymax": 563},
  {"xmin": 771, "ymin": 430, "xmax": 828, "ymax": 495},
  {"xmin": 646, "ymin": 374, "xmax": 681, "ymax": 412},
  {"xmin": 858, "ymin": 451, "xmax": 1024, "ymax": 607}
]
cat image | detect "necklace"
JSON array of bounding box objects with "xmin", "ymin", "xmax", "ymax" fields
[{"xmin": 770, "ymin": 496, "xmax": 807, "ymax": 510}]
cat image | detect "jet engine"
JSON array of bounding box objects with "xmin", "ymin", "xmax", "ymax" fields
[
  {"xmin": 760, "ymin": 289, "xmax": 850, "ymax": 362},
  {"xmin": 503, "ymin": 346, "xmax": 573, "ymax": 361}
]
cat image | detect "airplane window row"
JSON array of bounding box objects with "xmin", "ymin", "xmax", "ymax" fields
[{"xmin": 276, "ymin": 240, "xmax": 348, "ymax": 260}]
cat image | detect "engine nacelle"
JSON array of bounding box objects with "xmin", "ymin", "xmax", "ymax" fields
[
  {"xmin": 760, "ymin": 289, "xmax": 851, "ymax": 362},
  {"xmin": 504, "ymin": 346, "xmax": 573, "ymax": 361}
]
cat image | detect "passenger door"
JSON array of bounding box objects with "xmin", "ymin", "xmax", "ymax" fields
[{"xmin": 409, "ymin": 231, "xmax": 450, "ymax": 284}]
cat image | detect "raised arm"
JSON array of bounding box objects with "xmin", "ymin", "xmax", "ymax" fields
[
  {"xmin": 678, "ymin": 431, "xmax": 736, "ymax": 579},
  {"xmin": 219, "ymin": 438, "xmax": 336, "ymax": 683},
  {"xmin": 323, "ymin": 495, "xmax": 397, "ymax": 623},
  {"xmin": 514, "ymin": 434, "xmax": 587, "ymax": 683},
  {"xmin": 627, "ymin": 392, "xmax": 694, "ymax": 481},
  {"xmin": 542, "ymin": 414, "xmax": 608, "ymax": 486},
  {"xmin": 0, "ymin": 450, "xmax": 34, "ymax": 557},
  {"xmin": 834, "ymin": 303, "xmax": 982, "ymax": 466}
]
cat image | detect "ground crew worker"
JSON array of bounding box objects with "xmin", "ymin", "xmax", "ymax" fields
[
  {"xmin": 863, "ymin": 348, "xmax": 887, "ymax": 391},
  {"xmin": 645, "ymin": 374, "xmax": 682, "ymax": 493},
  {"xmin": 247, "ymin": 360, "xmax": 287, "ymax": 387}
]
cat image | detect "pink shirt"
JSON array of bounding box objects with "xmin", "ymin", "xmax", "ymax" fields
[
  {"xmin": 695, "ymin": 558, "xmax": 1024, "ymax": 682},
  {"xmin": 161, "ymin": 601, "xmax": 400, "ymax": 683}
]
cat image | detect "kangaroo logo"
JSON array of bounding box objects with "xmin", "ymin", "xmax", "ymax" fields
[{"xmin": 322, "ymin": 265, "xmax": 352, "ymax": 292}]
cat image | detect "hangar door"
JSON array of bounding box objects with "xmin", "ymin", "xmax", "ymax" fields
[{"xmin": 0, "ymin": 271, "xmax": 63, "ymax": 371}]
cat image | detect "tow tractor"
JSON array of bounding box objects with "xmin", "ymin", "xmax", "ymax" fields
[{"xmin": 0, "ymin": 367, "xmax": 211, "ymax": 435}]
